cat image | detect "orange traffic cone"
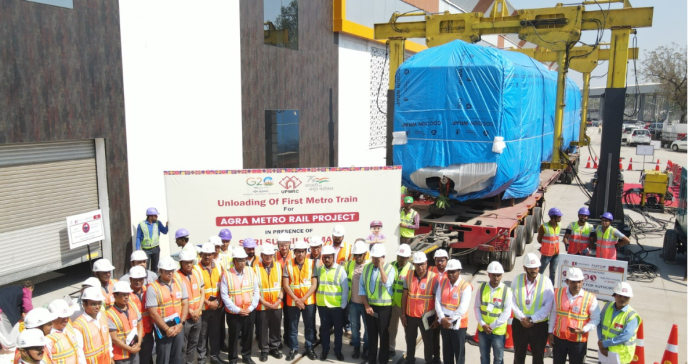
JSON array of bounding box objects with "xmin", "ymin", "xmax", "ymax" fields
[
  {"xmin": 628, "ymin": 160, "xmax": 633, "ymax": 171},
  {"xmin": 656, "ymin": 159, "xmax": 660, "ymax": 164},
  {"xmin": 656, "ymin": 164, "xmax": 660, "ymax": 171},
  {"xmin": 620, "ymin": 161, "xmax": 624, "ymax": 170},
  {"xmin": 593, "ymin": 160, "xmax": 599, "ymax": 169},
  {"xmin": 661, "ymin": 324, "xmax": 678, "ymax": 364},
  {"xmin": 467, "ymin": 329, "xmax": 480, "ymax": 346},
  {"xmin": 586, "ymin": 157, "xmax": 592, "ymax": 168},
  {"xmin": 633, "ymin": 322, "xmax": 645, "ymax": 364},
  {"xmin": 504, "ymin": 312, "xmax": 514, "ymax": 351},
  {"xmin": 595, "ymin": 156, "xmax": 598, "ymax": 161}
]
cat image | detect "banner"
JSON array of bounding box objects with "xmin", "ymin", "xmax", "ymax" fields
[
  {"xmin": 66, "ymin": 209, "xmax": 105, "ymax": 249},
  {"xmin": 164, "ymin": 167, "xmax": 402, "ymax": 260},
  {"xmin": 556, "ymin": 253, "xmax": 628, "ymax": 301}
]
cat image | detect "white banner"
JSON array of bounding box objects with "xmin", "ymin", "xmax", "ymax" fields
[
  {"xmin": 556, "ymin": 253, "xmax": 628, "ymax": 301},
  {"xmin": 164, "ymin": 167, "xmax": 402, "ymax": 260},
  {"xmin": 66, "ymin": 209, "xmax": 105, "ymax": 249}
]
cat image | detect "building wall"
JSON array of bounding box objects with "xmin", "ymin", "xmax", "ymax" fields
[{"xmin": 0, "ymin": 0, "xmax": 131, "ymax": 272}]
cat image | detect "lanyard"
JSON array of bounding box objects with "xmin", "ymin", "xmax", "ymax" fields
[{"xmin": 525, "ymin": 278, "xmax": 537, "ymax": 299}]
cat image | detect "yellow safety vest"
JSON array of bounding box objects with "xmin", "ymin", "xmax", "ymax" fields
[
  {"xmin": 600, "ymin": 303, "xmax": 641, "ymax": 364},
  {"xmin": 478, "ymin": 282, "xmax": 510, "ymax": 335},
  {"xmin": 400, "ymin": 209, "xmax": 417, "ymax": 238},
  {"xmin": 316, "ymin": 264, "xmax": 346, "ymax": 308},
  {"xmin": 363, "ymin": 263, "xmax": 394, "ymax": 306}
]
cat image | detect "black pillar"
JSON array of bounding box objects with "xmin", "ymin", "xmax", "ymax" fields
[{"xmin": 386, "ymin": 89, "xmax": 395, "ymax": 166}]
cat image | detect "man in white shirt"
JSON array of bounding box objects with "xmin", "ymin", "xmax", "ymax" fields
[
  {"xmin": 434, "ymin": 260, "xmax": 472, "ymax": 364},
  {"xmin": 510, "ymin": 253, "xmax": 554, "ymax": 364},
  {"xmin": 474, "ymin": 262, "xmax": 512, "ymax": 364}
]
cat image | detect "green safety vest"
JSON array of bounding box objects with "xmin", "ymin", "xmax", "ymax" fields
[
  {"xmin": 363, "ymin": 262, "xmax": 395, "ymax": 306},
  {"xmin": 400, "ymin": 209, "xmax": 417, "ymax": 238},
  {"xmin": 140, "ymin": 221, "xmax": 159, "ymax": 249},
  {"xmin": 600, "ymin": 303, "xmax": 641, "ymax": 364},
  {"xmin": 390, "ymin": 261, "xmax": 414, "ymax": 307},
  {"xmin": 478, "ymin": 282, "xmax": 510, "ymax": 335},
  {"xmin": 316, "ymin": 264, "xmax": 346, "ymax": 308},
  {"xmin": 514, "ymin": 274, "xmax": 548, "ymax": 322}
]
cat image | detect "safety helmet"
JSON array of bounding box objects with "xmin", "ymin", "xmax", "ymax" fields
[
  {"xmin": 277, "ymin": 233, "xmax": 291, "ymax": 242},
  {"xmin": 371, "ymin": 243, "xmax": 386, "ymax": 258},
  {"xmin": 200, "ymin": 243, "xmax": 216, "ymax": 254},
  {"xmin": 613, "ymin": 281, "xmax": 633, "ymax": 297},
  {"xmin": 175, "ymin": 228, "xmax": 189, "ymax": 239},
  {"xmin": 370, "ymin": 220, "xmax": 383, "ymax": 228},
  {"xmin": 92, "ymin": 259, "xmax": 115, "ymax": 272},
  {"xmin": 82, "ymin": 277, "xmax": 101, "ymax": 289},
  {"xmin": 578, "ymin": 207, "xmax": 590, "ymax": 216},
  {"xmin": 412, "ymin": 252, "xmax": 427, "ymax": 264},
  {"xmin": 47, "ymin": 299, "xmax": 74, "ymax": 319},
  {"xmin": 601, "ymin": 212, "xmax": 614, "ymax": 221},
  {"xmin": 321, "ymin": 245, "xmax": 336, "ymax": 256},
  {"xmin": 129, "ymin": 266, "xmax": 147, "ymax": 279},
  {"xmin": 433, "ymin": 249, "xmax": 449, "ymax": 259},
  {"xmin": 130, "ymin": 250, "xmax": 148, "ymax": 262},
  {"xmin": 218, "ymin": 229, "xmax": 232, "ymax": 241},
  {"xmin": 566, "ymin": 267, "xmax": 584, "ymax": 281},
  {"xmin": 17, "ymin": 329, "xmax": 46, "ymax": 348},
  {"xmin": 331, "ymin": 225, "xmax": 345, "ymax": 237},
  {"xmin": 232, "ymin": 247, "xmax": 247, "ymax": 260},
  {"xmin": 309, "ymin": 236, "xmax": 323, "ymax": 247},
  {"xmin": 179, "ymin": 249, "xmax": 197, "ymax": 262},
  {"xmin": 113, "ymin": 281, "xmax": 133, "ymax": 294},
  {"xmin": 352, "ymin": 241, "xmax": 368, "ymax": 255},
  {"xmin": 548, "ymin": 208, "xmax": 563, "ymax": 217},
  {"xmin": 486, "ymin": 261, "xmax": 504, "ymax": 274},
  {"xmin": 145, "ymin": 207, "xmax": 159, "ymax": 216},
  {"xmin": 25, "ymin": 308, "xmax": 56, "ymax": 329},
  {"xmin": 242, "ymin": 238, "xmax": 258, "ymax": 248},
  {"xmin": 523, "ymin": 253, "xmax": 541, "ymax": 268},
  {"xmin": 208, "ymin": 236, "xmax": 223, "ymax": 246},
  {"xmin": 260, "ymin": 245, "xmax": 276, "ymax": 256},
  {"xmin": 158, "ymin": 256, "xmax": 178, "ymax": 271},
  {"xmin": 445, "ymin": 260, "xmax": 462, "ymax": 271},
  {"xmin": 81, "ymin": 287, "xmax": 105, "ymax": 302},
  {"xmin": 293, "ymin": 241, "xmax": 309, "ymax": 250},
  {"xmin": 403, "ymin": 196, "xmax": 414, "ymax": 203},
  {"xmin": 396, "ymin": 244, "xmax": 412, "ymax": 257}
]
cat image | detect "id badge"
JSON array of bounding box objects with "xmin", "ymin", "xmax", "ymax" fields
[
  {"xmin": 192, "ymin": 284, "xmax": 198, "ymax": 290},
  {"xmin": 274, "ymin": 282, "xmax": 280, "ymax": 288},
  {"xmin": 525, "ymin": 299, "xmax": 531, "ymax": 305},
  {"xmin": 572, "ymin": 306, "xmax": 580, "ymax": 314},
  {"xmin": 132, "ymin": 319, "xmax": 138, "ymax": 327},
  {"xmin": 420, "ymin": 283, "xmax": 427, "ymax": 290},
  {"xmin": 486, "ymin": 303, "xmax": 494, "ymax": 312},
  {"xmin": 110, "ymin": 295, "xmax": 115, "ymax": 302},
  {"xmin": 242, "ymin": 280, "xmax": 249, "ymax": 285},
  {"xmin": 614, "ymin": 323, "xmax": 624, "ymax": 330},
  {"xmin": 175, "ymin": 292, "xmax": 182, "ymax": 299},
  {"xmin": 303, "ymin": 278, "xmax": 310, "ymax": 284},
  {"xmin": 102, "ymin": 325, "xmax": 108, "ymax": 333},
  {"xmin": 452, "ymin": 293, "xmax": 458, "ymax": 299}
]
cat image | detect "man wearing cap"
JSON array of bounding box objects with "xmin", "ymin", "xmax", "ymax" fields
[
  {"xmin": 73, "ymin": 287, "xmax": 114, "ymax": 364},
  {"xmin": 0, "ymin": 280, "xmax": 33, "ymax": 351},
  {"xmin": 254, "ymin": 244, "xmax": 285, "ymax": 362},
  {"xmin": 401, "ymin": 252, "xmax": 438, "ymax": 364},
  {"xmin": 93, "ymin": 259, "xmax": 118, "ymax": 311},
  {"xmin": 429, "ymin": 249, "xmax": 449, "ymax": 364},
  {"xmin": 563, "ymin": 208, "xmax": 593, "ymax": 256},
  {"xmin": 147, "ymin": 257, "xmax": 189, "ymax": 364},
  {"xmin": 242, "ymin": 238, "xmax": 259, "ymax": 267},
  {"xmin": 315, "ymin": 246, "xmax": 349, "ymax": 361},
  {"xmin": 366, "ymin": 221, "xmax": 386, "ymax": 245},
  {"xmin": 195, "ymin": 243, "xmax": 225, "ymax": 364},
  {"xmin": 325, "ymin": 225, "xmax": 352, "ymax": 265},
  {"xmin": 309, "ymin": 237, "xmax": 324, "ymax": 269},
  {"xmin": 275, "ymin": 234, "xmax": 293, "ymax": 268},
  {"xmin": 127, "ymin": 267, "xmax": 154, "ymax": 364},
  {"xmin": 283, "ymin": 241, "xmax": 318, "ymax": 361},
  {"xmin": 345, "ymin": 241, "xmax": 370, "ymax": 360},
  {"xmin": 135, "ymin": 207, "xmax": 169, "ymax": 271},
  {"xmin": 178, "ymin": 251, "xmax": 205, "ymax": 364},
  {"xmin": 16, "ymin": 328, "xmax": 50, "ymax": 364},
  {"xmin": 474, "ymin": 262, "xmax": 512, "ymax": 364},
  {"xmin": 221, "ymin": 247, "xmax": 260, "ymax": 364},
  {"xmin": 547, "ymin": 267, "xmax": 599, "ymax": 364},
  {"xmin": 119, "ymin": 251, "xmax": 159, "ymax": 285},
  {"xmin": 47, "ymin": 299, "xmax": 86, "ymax": 364},
  {"xmin": 510, "ymin": 253, "xmax": 554, "ymax": 364},
  {"xmin": 538, "ymin": 208, "xmax": 563, "ymax": 285},
  {"xmin": 175, "ymin": 229, "xmax": 199, "ymax": 265},
  {"xmin": 594, "ymin": 213, "xmax": 630, "ymax": 260},
  {"xmin": 387, "ymin": 244, "xmax": 413, "ymax": 357},
  {"xmin": 361, "ymin": 244, "xmax": 395, "ymax": 364},
  {"xmin": 106, "ymin": 282, "xmax": 143, "ymax": 364},
  {"xmin": 435, "ymin": 260, "xmax": 472, "ymax": 364},
  {"xmin": 399, "ymin": 197, "xmax": 420, "ymax": 244},
  {"xmin": 597, "ymin": 282, "xmax": 641, "ymax": 364}
]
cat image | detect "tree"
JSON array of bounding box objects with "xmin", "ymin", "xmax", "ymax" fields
[
  {"xmin": 274, "ymin": 0, "xmax": 298, "ymax": 50},
  {"xmin": 640, "ymin": 43, "xmax": 687, "ymax": 123}
]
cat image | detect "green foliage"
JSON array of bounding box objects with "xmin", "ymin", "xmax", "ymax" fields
[{"xmin": 640, "ymin": 43, "xmax": 687, "ymax": 123}]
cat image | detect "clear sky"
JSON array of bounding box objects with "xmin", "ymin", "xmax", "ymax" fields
[{"xmin": 517, "ymin": 0, "xmax": 686, "ymax": 89}]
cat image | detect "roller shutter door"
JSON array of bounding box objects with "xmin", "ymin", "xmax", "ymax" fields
[{"xmin": 0, "ymin": 141, "xmax": 101, "ymax": 285}]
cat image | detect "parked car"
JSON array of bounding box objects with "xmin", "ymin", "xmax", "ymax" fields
[
  {"xmin": 648, "ymin": 122, "xmax": 664, "ymax": 140},
  {"xmin": 671, "ymin": 136, "xmax": 687, "ymax": 152},
  {"xmin": 662, "ymin": 122, "xmax": 688, "ymax": 147},
  {"xmin": 622, "ymin": 128, "xmax": 651, "ymax": 146}
]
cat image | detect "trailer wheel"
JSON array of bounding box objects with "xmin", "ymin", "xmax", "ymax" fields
[
  {"xmin": 515, "ymin": 226, "xmax": 525, "ymax": 256},
  {"xmin": 532, "ymin": 207, "xmax": 542, "ymax": 230},
  {"xmin": 502, "ymin": 239, "xmax": 516, "ymax": 272},
  {"xmin": 663, "ymin": 229, "xmax": 678, "ymax": 263},
  {"xmin": 524, "ymin": 215, "xmax": 534, "ymax": 244},
  {"xmin": 564, "ymin": 171, "xmax": 573, "ymax": 184}
]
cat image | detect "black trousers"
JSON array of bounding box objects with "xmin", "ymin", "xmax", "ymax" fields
[
  {"xmin": 552, "ymin": 337, "xmax": 587, "ymax": 364},
  {"xmin": 512, "ymin": 319, "xmax": 548, "ymax": 364},
  {"xmin": 283, "ymin": 304, "xmax": 290, "ymax": 346},
  {"xmin": 198, "ymin": 308, "xmax": 223, "ymax": 360},
  {"xmin": 405, "ymin": 315, "xmax": 433, "ymax": 364},
  {"xmin": 138, "ymin": 332, "xmax": 154, "ymax": 364},
  {"xmin": 318, "ymin": 306, "xmax": 344, "ymax": 355},
  {"xmin": 365, "ymin": 305, "xmax": 391, "ymax": 364},
  {"xmin": 256, "ymin": 309, "xmax": 282, "ymax": 353},
  {"xmin": 433, "ymin": 325, "xmax": 441, "ymax": 361},
  {"xmin": 441, "ymin": 327, "xmax": 466, "ymax": 364},
  {"xmin": 226, "ymin": 311, "xmax": 256, "ymax": 364}
]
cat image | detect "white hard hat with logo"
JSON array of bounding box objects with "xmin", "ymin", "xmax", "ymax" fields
[
  {"xmin": 613, "ymin": 281, "xmax": 633, "ymax": 297},
  {"xmin": 113, "ymin": 281, "xmax": 133, "ymax": 294},
  {"xmin": 445, "ymin": 259, "xmax": 462, "ymax": 271},
  {"xmin": 412, "ymin": 252, "xmax": 427, "ymax": 264},
  {"xmin": 523, "ymin": 253, "xmax": 541, "ymax": 268},
  {"xmin": 208, "ymin": 236, "xmax": 223, "ymax": 246},
  {"xmin": 566, "ymin": 267, "xmax": 584, "ymax": 281},
  {"xmin": 48, "ymin": 299, "xmax": 74, "ymax": 319},
  {"xmin": 352, "ymin": 241, "xmax": 368, "ymax": 255},
  {"xmin": 179, "ymin": 249, "xmax": 197, "ymax": 262},
  {"xmin": 309, "ymin": 236, "xmax": 323, "ymax": 247},
  {"xmin": 129, "ymin": 266, "xmax": 147, "ymax": 279},
  {"xmin": 321, "ymin": 245, "xmax": 336, "ymax": 256},
  {"xmin": 82, "ymin": 277, "xmax": 101, "ymax": 289},
  {"xmin": 158, "ymin": 256, "xmax": 178, "ymax": 271},
  {"xmin": 232, "ymin": 247, "xmax": 248, "ymax": 259},
  {"xmin": 260, "ymin": 245, "xmax": 276, "ymax": 256},
  {"xmin": 278, "ymin": 233, "xmax": 291, "ymax": 242},
  {"xmin": 371, "ymin": 243, "xmax": 386, "ymax": 258},
  {"xmin": 487, "ymin": 261, "xmax": 504, "ymax": 274},
  {"xmin": 81, "ymin": 287, "xmax": 105, "ymax": 302},
  {"xmin": 25, "ymin": 308, "xmax": 57, "ymax": 329},
  {"xmin": 200, "ymin": 243, "xmax": 216, "ymax": 254},
  {"xmin": 293, "ymin": 241, "xmax": 309, "ymax": 250},
  {"xmin": 17, "ymin": 329, "xmax": 46, "ymax": 348},
  {"xmin": 131, "ymin": 250, "xmax": 148, "ymax": 262},
  {"xmin": 331, "ymin": 225, "xmax": 345, "ymax": 237},
  {"xmin": 434, "ymin": 249, "xmax": 449, "ymax": 259},
  {"xmin": 396, "ymin": 244, "xmax": 412, "ymax": 257},
  {"xmin": 92, "ymin": 258, "xmax": 115, "ymax": 272}
]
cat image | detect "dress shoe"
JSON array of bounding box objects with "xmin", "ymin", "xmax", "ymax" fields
[
  {"xmin": 389, "ymin": 351, "xmax": 396, "ymax": 358},
  {"xmin": 305, "ymin": 350, "xmax": 317, "ymax": 360},
  {"xmin": 210, "ymin": 356, "xmax": 229, "ymax": 364},
  {"xmin": 259, "ymin": 353, "xmax": 268, "ymax": 362},
  {"xmin": 220, "ymin": 344, "xmax": 229, "ymax": 353},
  {"xmin": 352, "ymin": 348, "xmax": 360, "ymax": 359},
  {"xmin": 286, "ymin": 350, "xmax": 297, "ymax": 361},
  {"xmin": 320, "ymin": 352, "xmax": 328, "ymax": 361},
  {"xmin": 335, "ymin": 352, "xmax": 344, "ymax": 361},
  {"xmin": 242, "ymin": 359, "xmax": 256, "ymax": 364},
  {"xmin": 361, "ymin": 350, "xmax": 369, "ymax": 360},
  {"xmin": 433, "ymin": 358, "xmax": 441, "ymax": 364},
  {"xmin": 269, "ymin": 350, "xmax": 283, "ymax": 360}
]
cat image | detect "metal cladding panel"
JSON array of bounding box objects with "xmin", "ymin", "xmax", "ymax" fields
[{"xmin": 0, "ymin": 141, "xmax": 95, "ymax": 167}]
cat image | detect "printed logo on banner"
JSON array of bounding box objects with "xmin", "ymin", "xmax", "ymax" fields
[
  {"xmin": 306, "ymin": 176, "xmax": 333, "ymax": 192},
  {"xmin": 82, "ymin": 223, "xmax": 90, "ymax": 233},
  {"xmin": 246, "ymin": 177, "xmax": 274, "ymax": 195},
  {"xmin": 279, "ymin": 176, "xmax": 302, "ymax": 193}
]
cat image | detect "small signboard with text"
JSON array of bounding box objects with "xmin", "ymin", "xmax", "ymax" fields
[
  {"xmin": 556, "ymin": 253, "xmax": 628, "ymax": 301},
  {"xmin": 66, "ymin": 209, "xmax": 105, "ymax": 249}
]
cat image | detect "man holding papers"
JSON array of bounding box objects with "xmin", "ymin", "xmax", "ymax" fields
[
  {"xmin": 474, "ymin": 262, "xmax": 512, "ymax": 364},
  {"xmin": 434, "ymin": 260, "xmax": 472, "ymax": 364},
  {"xmin": 106, "ymin": 281, "xmax": 143, "ymax": 364},
  {"xmin": 401, "ymin": 252, "xmax": 438, "ymax": 364}
]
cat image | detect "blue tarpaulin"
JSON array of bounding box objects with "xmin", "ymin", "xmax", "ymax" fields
[{"xmin": 394, "ymin": 40, "xmax": 581, "ymax": 201}]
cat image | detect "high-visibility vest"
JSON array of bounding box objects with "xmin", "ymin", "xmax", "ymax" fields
[
  {"xmin": 404, "ymin": 270, "xmax": 437, "ymax": 317},
  {"xmin": 285, "ymin": 259, "xmax": 316, "ymax": 306},
  {"xmin": 439, "ymin": 279, "xmax": 471, "ymax": 329},
  {"xmin": 13, "ymin": 348, "xmax": 53, "ymax": 364},
  {"xmin": 596, "ymin": 226, "xmax": 619, "ymax": 260},
  {"xmin": 254, "ymin": 261, "xmax": 283, "ymax": 310},
  {"xmin": 105, "ymin": 302, "xmax": 140, "ymax": 361},
  {"xmin": 477, "ymin": 282, "xmax": 510, "ymax": 335},
  {"xmin": 178, "ymin": 269, "xmax": 203, "ymax": 312},
  {"xmin": 139, "ymin": 221, "xmax": 159, "ymax": 249},
  {"xmin": 600, "ymin": 303, "xmax": 642, "ymax": 364},
  {"xmin": 316, "ymin": 264, "xmax": 347, "ymax": 308},
  {"xmin": 540, "ymin": 223, "xmax": 561, "ymax": 256},
  {"xmin": 196, "ymin": 262, "xmax": 221, "ymax": 310},
  {"xmin": 129, "ymin": 289, "xmax": 152, "ymax": 333},
  {"xmin": 429, "ymin": 266, "xmax": 447, "ymax": 286},
  {"xmin": 46, "ymin": 325, "xmax": 79, "ymax": 364},
  {"xmin": 552, "ymin": 287, "xmax": 594, "ymax": 342},
  {"xmin": 72, "ymin": 314, "xmax": 110, "ymax": 364},
  {"xmin": 391, "ymin": 261, "xmax": 414, "ymax": 307},
  {"xmin": 224, "ymin": 267, "xmax": 254, "ymax": 313},
  {"xmin": 218, "ymin": 250, "xmax": 233, "ymax": 271},
  {"xmin": 363, "ymin": 262, "xmax": 395, "ymax": 306},
  {"xmin": 149, "ymin": 276, "xmax": 184, "ymax": 319},
  {"xmin": 567, "ymin": 222, "xmax": 593, "ymax": 254},
  {"xmin": 275, "ymin": 251, "xmax": 293, "ymax": 269},
  {"xmin": 100, "ymin": 279, "xmax": 118, "ymax": 310},
  {"xmin": 400, "ymin": 209, "xmax": 417, "ymax": 238},
  {"xmin": 323, "ymin": 241, "xmax": 352, "ymax": 265},
  {"xmin": 514, "ymin": 274, "xmax": 548, "ymax": 322}
]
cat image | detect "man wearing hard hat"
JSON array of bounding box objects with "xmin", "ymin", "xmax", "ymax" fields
[
  {"xmin": 474, "ymin": 261, "xmax": 512, "ymax": 364},
  {"xmin": 275, "ymin": 233, "xmax": 293, "ymax": 268},
  {"xmin": 208, "ymin": 237, "xmax": 226, "ymax": 276},
  {"xmin": 594, "ymin": 213, "xmax": 630, "ymax": 260},
  {"xmin": 345, "ymin": 241, "xmax": 370, "ymax": 360},
  {"xmin": 16, "ymin": 329, "xmax": 50, "ymax": 364},
  {"xmin": 315, "ymin": 245, "xmax": 349, "ymax": 361},
  {"xmin": 47, "ymin": 298, "xmax": 86, "ymax": 364},
  {"xmin": 399, "ymin": 197, "xmax": 420, "ymax": 245},
  {"xmin": 360, "ymin": 244, "xmax": 395, "ymax": 364},
  {"xmin": 93, "ymin": 259, "xmax": 118, "ymax": 311},
  {"xmin": 127, "ymin": 266, "xmax": 154, "ymax": 364},
  {"xmin": 195, "ymin": 243, "xmax": 225, "ymax": 364},
  {"xmin": 308, "ymin": 237, "xmax": 324, "ymax": 269},
  {"xmin": 119, "ymin": 251, "xmax": 158, "ymax": 285},
  {"xmin": 435, "ymin": 259, "xmax": 472, "ymax": 364},
  {"xmin": 105, "ymin": 281, "xmax": 143, "ymax": 364},
  {"xmin": 19, "ymin": 308, "xmax": 57, "ymax": 364},
  {"xmin": 325, "ymin": 225, "xmax": 352, "ymax": 265},
  {"xmin": 135, "ymin": 207, "xmax": 169, "ymax": 271},
  {"xmin": 388, "ymin": 244, "xmax": 413, "ymax": 358},
  {"xmin": 401, "ymin": 251, "xmax": 439, "ymax": 364},
  {"xmin": 175, "ymin": 229, "xmax": 199, "ymax": 265},
  {"xmin": 597, "ymin": 282, "xmax": 641, "ymax": 364},
  {"xmin": 73, "ymin": 287, "xmax": 114, "ymax": 364},
  {"xmin": 178, "ymin": 250, "xmax": 205, "ymax": 364},
  {"xmin": 283, "ymin": 238, "xmax": 318, "ymax": 361},
  {"xmin": 547, "ymin": 267, "xmax": 600, "ymax": 364},
  {"xmin": 563, "ymin": 208, "xmax": 593, "ymax": 256},
  {"xmin": 71, "ymin": 278, "xmax": 101, "ymax": 322},
  {"xmin": 510, "ymin": 253, "xmax": 554, "ymax": 364},
  {"xmin": 254, "ymin": 244, "xmax": 285, "ymax": 362},
  {"xmin": 218, "ymin": 229, "xmax": 234, "ymax": 270},
  {"xmin": 538, "ymin": 208, "xmax": 563, "ymax": 285},
  {"xmin": 242, "ymin": 238, "xmax": 258, "ymax": 267},
  {"xmin": 429, "ymin": 249, "xmax": 449, "ymax": 363}
]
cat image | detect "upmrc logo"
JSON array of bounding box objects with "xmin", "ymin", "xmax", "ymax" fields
[{"xmin": 279, "ymin": 176, "xmax": 302, "ymax": 193}]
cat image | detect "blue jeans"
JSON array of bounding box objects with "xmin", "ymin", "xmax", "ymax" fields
[
  {"xmin": 143, "ymin": 245, "xmax": 160, "ymax": 272},
  {"xmin": 287, "ymin": 305, "xmax": 316, "ymax": 352},
  {"xmin": 539, "ymin": 254, "xmax": 559, "ymax": 285},
  {"xmin": 478, "ymin": 331, "xmax": 505, "ymax": 364},
  {"xmin": 318, "ymin": 306, "xmax": 344, "ymax": 355},
  {"xmin": 348, "ymin": 302, "xmax": 368, "ymax": 350}
]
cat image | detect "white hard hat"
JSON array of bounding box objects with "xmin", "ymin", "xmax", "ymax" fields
[
  {"xmin": 487, "ymin": 261, "xmax": 504, "ymax": 274},
  {"xmin": 523, "ymin": 253, "xmax": 541, "ymax": 268},
  {"xmin": 82, "ymin": 277, "xmax": 101, "ymax": 289},
  {"xmin": 232, "ymin": 247, "xmax": 248, "ymax": 259},
  {"xmin": 613, "ymin": 281, "xmax": 633, "ymax": 297},
  {"xmin": 130, "ymin": 250, "xmax": 148, "ymax": 262},
  {"xmin": 332, "ymin": 225, "xmax": 345, "ymax": 237},
  {"xmin": 321, "ymin": 245, "xmax": 336, "ymax": 256},
  {"xmin": 24, "ymin": 308, "xmax": 57, "ymax": 329},
  {"xmin": 277, "ymin": 233, "xmax": 291, "ymax": 242},
  {"xmin": 47, "ymin": 299, "xmax": 74, "ymax": 319},
  {"xmin": 260, "ymin": 244, "xmax": 276, "ymax": 256},
  {"xmin": 208, "ymin": 236, "xmax": 223, "ymax": 246},
  {"xmin": 129, "ymin": 266, "xmax": 147, "ymax": 279},
  {"xmin": 412, "ymin": 252, "xmax": 427, "ymax": 264},
  {"xmin": 179, "ymin": 249, "xmax": 197, "ymax": 262},
  {"xmin": 81, "ymin": 287, "xmax": 105, "ymax": 302},
  {"xmin": 371, "ymin": 243, "xmax": 386, "ymax": 258},
  {"xmin": 352, "ymin": 241, "xmax": 368, "ymax": 255},
  {"xmin": 309, "ymin": 236, "xmax": 323, "ymax": 247},
  {"xmin": 113, "ymin": 281, "xmax": 133, "ymax": 294},
  {"xmin": 434, "ymin": 249, "xmax": 449, "ymax": 259},
  {"xmin": 17, "ymin": 329, "xmax": 46, "ymax": 348},
  {"xmin": 158, "ymin": 256, "xmax": 178, "ymax": 271},
  {"xmin": 293, "ymin": 241, "xmax": 309, "ymax": 250},
  {"xmin": 396, "ymin": 244, "xmax": 412, "ymax": 257},
  {"xmin": 566, "ymin": 267, "xmax": 584, "ymax": 281},
  {"xmin": 92, "ymin": 258, "xmax": 115, "ymax": 272},
  {"xmin": 200, "ymin": 242, "xmax": 216, "ymax": 254},
  {"xmin": 445, "ymin": 259, "xmax": 462, "ymax": 271}
]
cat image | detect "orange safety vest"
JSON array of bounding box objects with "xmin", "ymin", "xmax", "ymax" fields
[
  {"xmin": 567, "ymin": 222, "xmax": 593, "ymax": 255},
  {"xmin": 552, "ymin": 287, "xmax": 594, "ymax": 342},
  {"xmin": 178, "ymin": 269, "xmax": 203, "ymax": 312},
  {"xmin": 149, "ymin": 277, "xmax": 184, "ymax": 319},
  {"xmin": 105, "ymin": 302, "xmax": 140, "ymax": 361},
  {"xmin": 72, "ymin": 314, "xmax": 111, "ymax": 364},
  {"xmin": 13, "ymin": 348, "xmax": 54, "ymax": 364},
  {"xmin": 100, "ymin": 279, "xmax": 118, "ymax": 310},
  {"xmin": 540, "ymin": 223, "xmax": 561, "ymax": 256},
  {"xmin": 196, "ymin": 262, "xmax": 221, "ymax": 310},
  {"xmin": 404, "ymin": 270, "xmax": 438, "ymax": 318},
  {"xmin": 285, "ymin": 259, "xmax": 316, "ymax": 306},
  {"xmin": 429, "ymin": 266, "xmax": 447, "ymax": 286},
  {"xmin": 439, "ymin": 279, "xmax": 471, "ymax": 329},
  {"xmin": 224, "ymin": 266, "xmax": 254, "ymax": 313},
  {"xmin": 254, "ymin": 261, "xmax": 283, "ymax": 311},
  {"xmin": 275, "ymin": 251, "xmax": 293, "ymax": 269},
  {"xmin": 324, "ymin": 241, "xmax": 352, "ymax": 265},
  {"xmin": 596, "ymin": 226, "xmax": 619, "ymax": 260},
  {"xmin": 130, "ymin": 288, "xmax": 152, "ymax": 333},
  {"xmin": 46, "ymin": 325, "xmax": 79, "ymax": 364}
]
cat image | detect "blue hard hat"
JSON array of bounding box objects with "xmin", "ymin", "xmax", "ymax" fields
[
  {"xmin": 218, "ymin": 229, "xmax": 232, "ymax": 241},
  {"xmin": 145, "ymin": 207, "xmax": 159, "ymax": 216},
  {"xmin": 175, "ymin": 228, "xmax": 189, "ymax": 239},
  {"xmin": 578, "ymin": 207, "xmax": 590, "ymax": 216},
  {"xmin": 548, "ymin": 207, "xmax": 563, "ymax": 217},
  {"xmin": 601, "ymin": 212, "xmax": 614, "ymax": 221},
  {"xmin": 242, "ymin": 238, "xmax": 258, "ymax": 248}
]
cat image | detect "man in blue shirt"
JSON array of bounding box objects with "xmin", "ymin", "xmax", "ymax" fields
[
  {"xmin": 135, "ymin": 207, "xmax": 169, "ymax": 271},
  {"xmin": 597, "ymin": 282, "xmax": 641, "ymax": 363},
  {"xmin": 359, "ymin": 244, "xmax": 395, "ymax": 364}
]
